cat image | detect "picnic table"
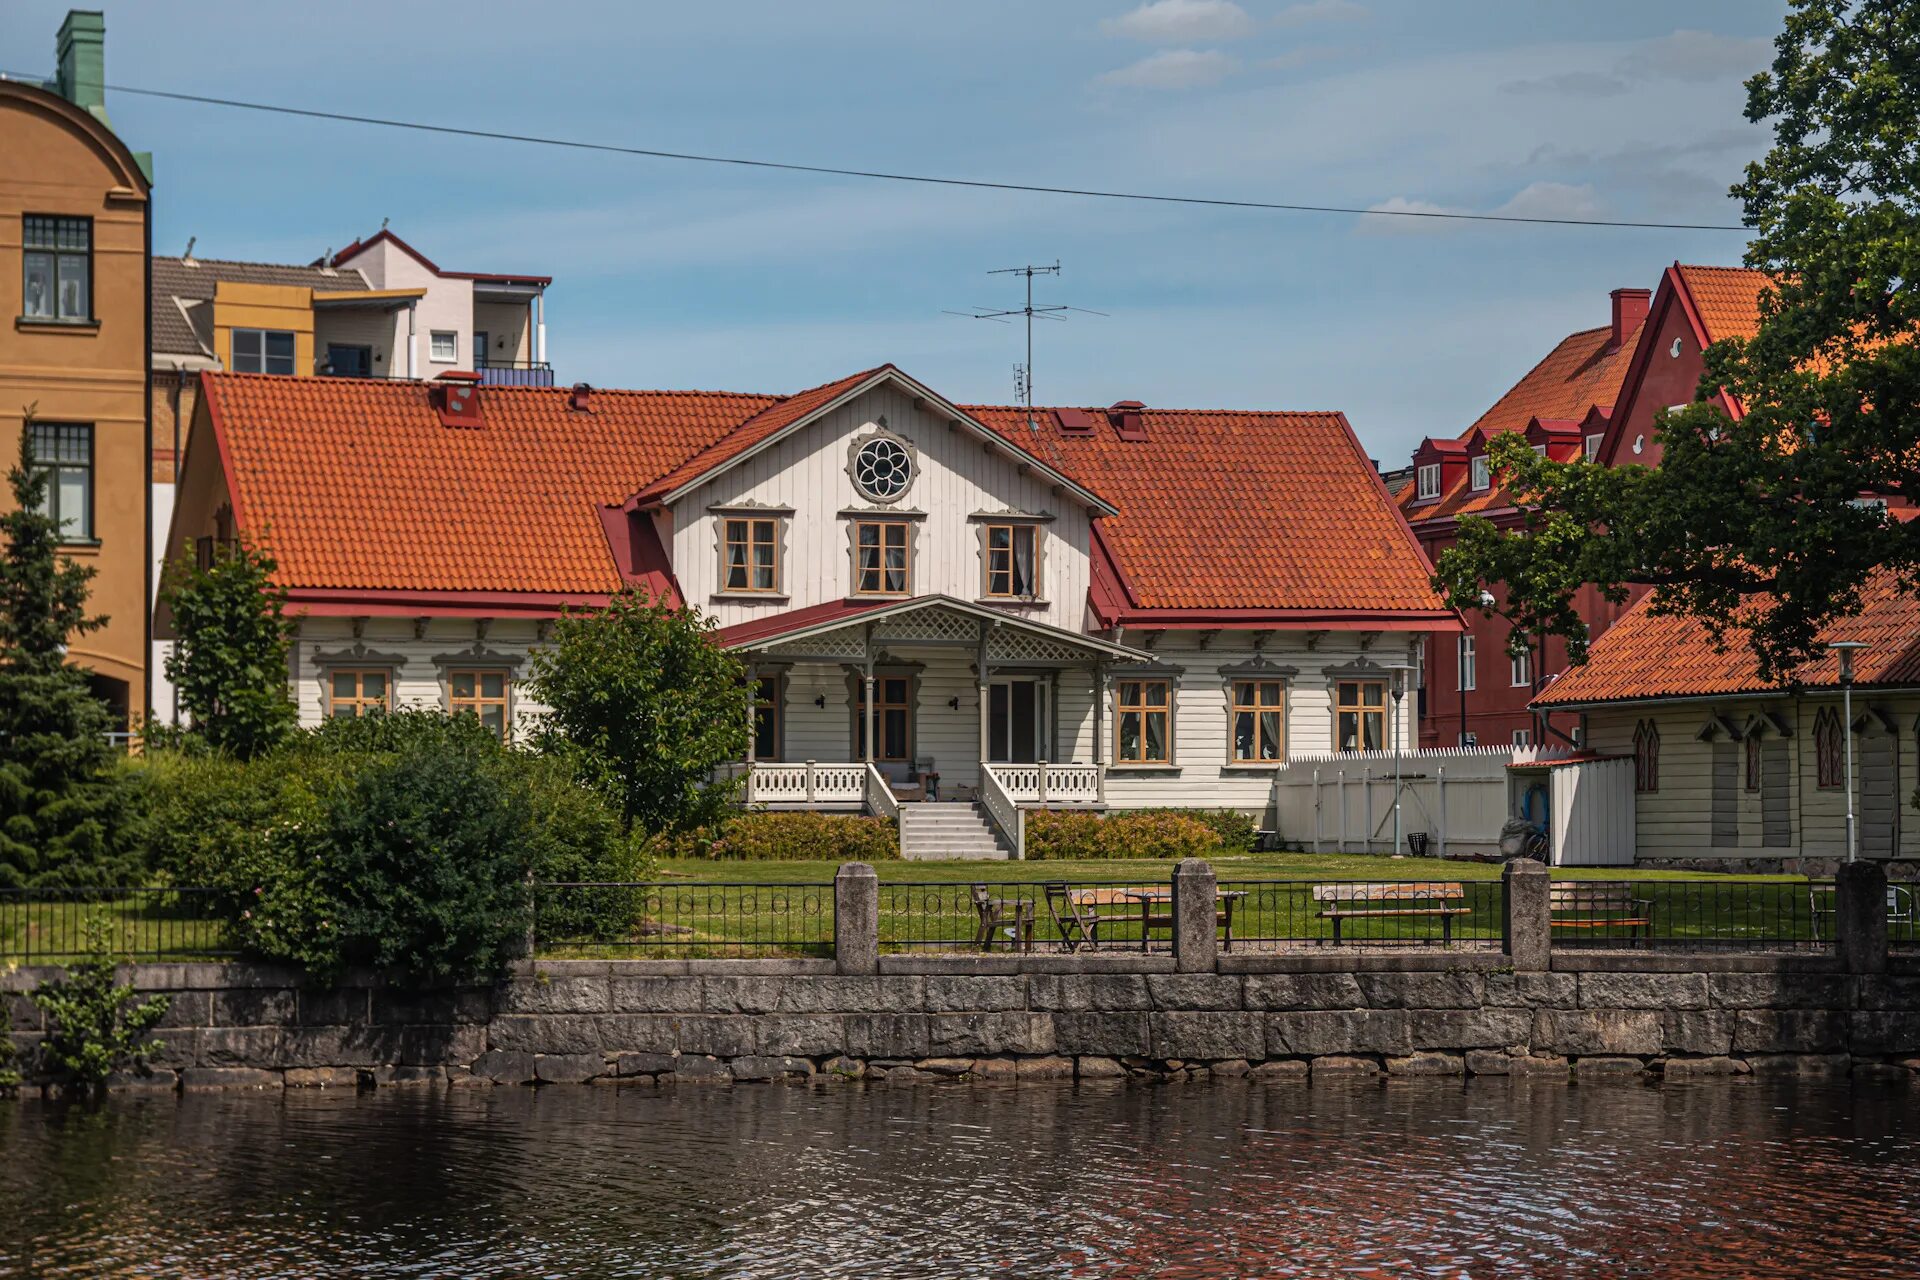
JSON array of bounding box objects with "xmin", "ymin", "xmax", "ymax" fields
[
  {"xmin": 1311, "ymin": 882, "xmax": 1471, "ymax": 946},
  {"xmin": 1044, "ymin": 884, "xmax": 1246, "ymax": 953}
]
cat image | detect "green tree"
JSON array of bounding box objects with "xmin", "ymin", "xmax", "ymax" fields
[
  {"xmin": 160, "ymin": 538, "xmax": 297, "ymax": 758},
  {"xmin": 0, "ymin": 423, "xmax": 138, "ymax": 887},
  {"xmin": 525, "ymin": 590, "xmax": 749, "ymax": 835},
  {"xmin": 1434, "ymin": 0, "xmax": 1920, "ymax": 681},
  {"xmin": 31, "ymin": 915, "xmax": 170, "ymax": 1092}
]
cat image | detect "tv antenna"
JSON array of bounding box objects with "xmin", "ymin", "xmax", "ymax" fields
[{"xmin": 944, "ymin": 261, "xmax": 1106, "ymax": 422}]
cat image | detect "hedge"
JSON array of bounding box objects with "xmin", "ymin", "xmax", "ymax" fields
[
  {"xmin": 1025, "ymin": 809, "xmax": 1223, "ymax": 861},
  {"xmin": 651, "ymin": 811, "xmax": 900, "ymax": 862}
]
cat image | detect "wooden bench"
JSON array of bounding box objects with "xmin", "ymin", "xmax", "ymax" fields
[
  {"xmin": 1549, "ymin": 883, "xmax": 1652, "ymax": 939},
  {"xmin": 970, "ymin": 884, "xmax": 1034, "ymax": 952},
  {"xmin": 1311, "ymin": 882, "xmax": 1470, "ymax": 945}
]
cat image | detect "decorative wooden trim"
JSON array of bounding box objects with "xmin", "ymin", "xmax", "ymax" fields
[
  {"xmin": 845, "ymin": 425, "xmax": 920, "ymax": 507},
  {"xmin": 714, "ymin": 510, "xmax": 787, "ymax": 597},
  {"xmin": 846, "ymin": 517, "xmax": 916, "ymax": 598}
]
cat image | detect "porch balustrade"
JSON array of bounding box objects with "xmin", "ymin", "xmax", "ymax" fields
[
  {"xmin": 983, "ymin": 762, "xmax": 1102, "ymax": 805},
  {"xmin": 744, "ymin": 762, "xmax": 866, "ymax": 806}
]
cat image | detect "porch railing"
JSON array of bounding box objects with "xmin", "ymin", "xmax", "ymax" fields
[
  {"xmin": 863, "ymin": 763, "xmax": 900, "ymax": 822},
  {"xmin": 979, "ymin": 766, "xmax": 1025, "ymax": 859},
  {"xmin": 744, "ymin": 761, "xmax": 865, "ymax": 806},
  {"xmin": 985, "ymin": 761, "xmax": 1102, "ymax": 806}
]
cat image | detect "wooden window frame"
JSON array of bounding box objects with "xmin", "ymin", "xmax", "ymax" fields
[
  {"xmin": 22, "ymin": 214, "xmax": 91, "ymax": 322},
  {"xmin": 1633, "ymin": 718, "xmax": 1660, "ymax": 793},
  {"xmin": 1509, "ymin": 643, "xmax": 1532, "ymax": 688},
  {"xmin": 1115, "ymin": 678, "xmax": 1172, "ymax": 765},
  {"xmin": 448, "ymin": 668, "xmax": 511, "ymax": 740},
  {"xmin": 723, "ymin": 516, "xmax": 782, "ymax": 594},
  {"xmin": 983, "ymin": 522, "xmax": 1038, "ymax": 599},
  {"xmin": 1457, "ymin": 633, "xmax": 1476, "ymax": 691},
  {"xmin": 1814, "ymin": 706, "xmax": 1844, "ymax": 789},
  {"xmin": 1229, "ymin": 678, "xmax": 1285, "ymax": 764},
  {"xmin": 429, "ymin": 330, "xmax": 458, "ymax": 362},
  {"xmin": 329, "ymin": 668, "xmax": 392, "ymax": 719},
  {"xmin": 854, "ymin": 673, "xmax": 914, "ymax": 762},
  {"xmin": 29, "ymin": 421, "xmax": 94, "ymax": 542},
  {"xmin": 1415, "ymin": 463, "xmax": 1441, "ymax": 501},
  {"xmin": 1335, "ymin": 679, "xmax": 1387, "ymax": 753},
  {"xmin": 853, "ymin": 519, "xmax": 912, "ymax": 597},
  {"xmin": 752, "ymin": 674, "xmax": 783, "ymax": 762},
  {"xmin": 1470, "ymin": 455, "xmax": 1491, "ymax": 491}
]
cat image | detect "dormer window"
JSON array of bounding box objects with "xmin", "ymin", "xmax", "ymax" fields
[
  {"xmin": 1585, "ymin": 433, "xmax": 1604, "ymax": 460},
  {"xmin": 1531, "ymin": 444, "xmax": 1548, "ymax": 458},
  {"xmin": 1415, "ymin": 463, "xmax": 1441, "ymax": 501},
  {"xmin": 1470, "ymin": 455, "xmax": 1491, "ymax": 491}
]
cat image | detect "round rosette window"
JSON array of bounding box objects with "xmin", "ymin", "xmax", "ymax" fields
[{"xmin": 853, "ymin": 436, "xmax": 913, "ymax": 501}]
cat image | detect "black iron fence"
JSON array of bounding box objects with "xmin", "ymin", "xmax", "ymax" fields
[
  {"xmin": 0, "ymin": 887, "xmax": 234, "ymax": 962},
  {"xmin": 531, "ymin": 881, "xmax": 833, "ymax": 959},
  {"xmin": 1550, "ymin": 877, "xmax": 1829, "ymax": 951},
  {"xmin": 1220, "ymin": 879, "xmax": 1506, "ymax": 951},
  {"xmin": 877, "ymin": 880, "xmax": 1183, "ymax": 953}
]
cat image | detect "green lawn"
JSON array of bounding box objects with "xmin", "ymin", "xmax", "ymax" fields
[{"xmin": 0, "ymin": 891, "xmax": 231, "ymax": 964}]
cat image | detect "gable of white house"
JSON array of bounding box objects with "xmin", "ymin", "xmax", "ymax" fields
[{"xmin": 666, "ymin": 383, "xmax": 1096, "ymax": 634}]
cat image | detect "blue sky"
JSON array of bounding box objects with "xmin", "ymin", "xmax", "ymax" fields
[{"xmin": 2, "ymin": 0, "xmax": 1784, "ymax": 464}]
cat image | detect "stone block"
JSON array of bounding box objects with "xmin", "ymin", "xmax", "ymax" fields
[
  {"xmin": 930, "ymin": 1012, "xmax": 1054, "ymax": 1057},
  {"xmin": 148, "ymin": 1028, "xmax": 199, "ymax": 1069},
  {"xmin": 1309, "ymin": 1055, "xmax": 1380, "ymax": 1077},
  {"xmin": 1578, "ymin": 972, "xmax": 1710, "ymax": 1010},
  {"xmin": 1266, "ymin": 1010, "xmax": 1411, "ymax": 1057},
  {"xmin": 106, "ymin": 1068, "xmax": 178, "ymax": 1092},
  {"xmin": 1662, "ymin": 1057, "xmax": 1749, "ymax": 1080},
  {"xmin": 1531, "ymin": 1009, "xmax": 1663, "ymax": 1057},
  {"xmin": 1074, "ymin": 1056, "xmax": 1125, "ymax": 1079},
  {"xmin": 1508, "ymin": 1054, "xmax": 1569, "ymax": 1078},
  {"xmin": 912, "ymin": 1057, "xmax": 976, "ymax": 1077},
  {"xmin": 1052, "ymin": 1011, "xmax": 1150, "ymax": 1057},
  {"xmin": 284, "ymin": 1024, "xmax": 400, "ymax": 1067},
  {"xmin": 1855, "ymin": 976, "xmax": 1920, "ymax": 1011},
  {"xmin": 664, "ymin": 1055, "xmax": 733, "ymax": 1082},
  {"xmin": 1248, "ymin": 1059, "xmax": 1309, "ymax": 1082},
  {"xmin": 1150, "ymin": 1012, "xmax": 1264, "ymax": 1061},
  {"xmin": 389, "ymin": 1065, "xmax": 445, "ymax": 1086},
  {"xmin": 199, "ymin": 1026, "xmax": 285, "ymax": 1069},
  {"xmin": 1386, "ymin": 1052, "xmax": 1465, "ymax": 1077},
  {"xmin": 669, "ymin": 1017, "xmax": 758, "ymax": 1059},
  {"xmin": 1746, "ymin": 1054, "xmax": 1850, "ymax": 1078},
  {"xmin": 1407, "ymin": 1008, "xmax": 1531, "ymax": 1050},
  {"xmin": 923, "ymin": 976, "xmax": 1028, "ymax": 1013},
  {"xmin": 1464, "ymin": 1050, "xmax": 1515, "ymax": 1076},
  {"xmin": 1731, "ymin": 1009, "xmax": 1848, "ymax": 1054},
  {"xmin": 1015, "ymin": 1054, "xmax": 1075, "ymax": 1079},
  {"xmin": 971, "ymin": 1057, "xmax": 1015, "ymax": 1079},
  {"xmin": 780, "ymin": 976, "xmax": 926, "ymax": 1014},
  {"xmin": 472, "ymin": 1049, "xmax": 537, "ymax": 1083},
  {"xmin": 1573, "ymin": 1056, "xmax": 1649, "ymax": 1080},
  {"xmin": 821, "ymin": 1055, "xmax": 866, "ymax": 1078},
  {"xmin": 488, "ymin": 1014, "xmax": 601, "ymax": 1056},
  {"xmin": 1850, "ymin": 1010, "xmax": 1920, "ymax": 1057},
  {"xmin": 605, "ymin": 977, "xmax": 703, "ymax": 1014},
  {"xmin": 1356, "ymin": 972, "xmax": 1485, "ymax": 1010},
  {"xmin": 844, "ymin": 1013, "xmax": 933, "ymax": 1059},
  {"xmin": 1242, "ymin": 973, "xmax": 1365, "ymax": 1011},
  {"xmin": 531, "ymin": 1052, "xmax": 602, "ymax": 1084},
  {"xmin": 154, "ymin": 990, "xmax": 210, "ymax": 1029},
  {"xmin": 3, "ymin": 991, "xmax": 41, "ymax": 1031},
  {"xmin": 1710, "ymin": 972, "xmax": 1856, "ymax": 1010},
  {"xmin": 180, "ymin": 1067, "xmax": 279, "ymax": 1090},
  {"xmin": 1483, "ymin": 972, "xmax": 1577, "ymax": 1008},
  {"xmin": 1146, "ymin": 974, "xmax": 1243, "ymax": 1011},
  {"xmin": 614, "ymin": 1052, "xmax": 679, "ymax": 1076},
  {"xmin": 284, "ymin": 1066, "xmax": 361, "ymax": 1088},
  {"xmin": 399, "ymin": 1024, "xmax": 487, "ymax": 1067},
  {"xmin": 211, "ymin": 988, "xmax": 297, "ymax": 1027},
  {"xmin": 1853, "ymin": 1061, "xmax": 1910, "ymax": 1083},
  {"xmin": 1210, "ymin": 1059, "xmax": 1250, "ymax": 1078},
  {"xmin": 754, "ymin": 1015, "xmax": 847, "ymax": 1057},
  {"xmin": 1024, "ymin": 974, "xmax": 1092, "ymax": 1012},
  {"xmin": 698, "ymin": 976, "xmax": 786, "ymax": 1014},
  {"xmin": 1661, "ymin": 1011, "xmax": 1735, "ymax": 1057},
  {"xmin": 297, "ymin": 988, "xmax": 370, "ymax": 1027},
  {"xmin": 590, "ymin": 1015, "xmax": 681, "ymax": 1055}
]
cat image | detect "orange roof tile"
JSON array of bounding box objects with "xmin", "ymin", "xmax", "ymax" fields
[
  {"xmin": 1535, "ymin": 572, "xmax": 1920, "ymax": 707},
  {"xmin": 968, "ymin": 405, "xmax": 1449, "ymax": 617},
  {"xmin": 202, "ymin": 374, "xmax": 773, "ymax": 595},
  {"xmin": 1674, "ymin": 263, "xmax": 1770, "ymax": 344}
]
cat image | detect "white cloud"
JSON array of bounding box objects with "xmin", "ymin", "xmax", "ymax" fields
[
  {"xmin": 1103, "ymin": 0, "xmax": 1255, "ymax": 44},
  {"xmin": 1356, "ymin": 183, "xmax": 1602, "ymax": 234},
  {"xmin": 1273, "ymin": 0, "xmax": 1368, "ymax": 29},
  {"xmin": 1355, "ymin": 195, "xmax": 1468, "ymax": 235},
  {"xmin": 1097, "ymin": 49, "xmax": 1239, "ymax": 90},
  {"xmin": 1492, "ymin": 181, "xmax": 1602, "ymax": 222},
  {"xmin": 1618, "ymin": 29, "xmax": 1771, "ymax": 83}
]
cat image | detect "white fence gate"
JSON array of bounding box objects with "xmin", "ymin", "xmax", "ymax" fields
[{"xmin": 1268, "ymin": 745, "xmax": 1579, "ymax": 857}]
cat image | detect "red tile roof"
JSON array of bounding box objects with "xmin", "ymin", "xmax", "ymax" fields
[
  {"xmin": 1674, "ymin": 263, "xmax": 1770, "ymax": 344},
  {"xmin": 201, "ymin": 374, "xmax": 773, "ymax": 596},
  {"xmin": 1535, "ymin": 573, "xmax": 1920, "ymax": 707},
  {"xmin": 968, "ymin": 404, "xmax": 1449, "ymax": 619}
]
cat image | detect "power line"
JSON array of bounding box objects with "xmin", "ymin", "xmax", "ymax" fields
[{"xmin": 0, "ymin": 71, "xmax": 1749, "ymax": 233}]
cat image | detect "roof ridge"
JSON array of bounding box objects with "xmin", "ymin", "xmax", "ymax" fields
[{"xmin": 970, "ymin": 402, "xmax": 1349, "ymax": 418}]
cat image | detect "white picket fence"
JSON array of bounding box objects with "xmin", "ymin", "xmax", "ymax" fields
[{"xmin": 1269, "ymin": 745, "xmax": 1578, "ymax": 857}]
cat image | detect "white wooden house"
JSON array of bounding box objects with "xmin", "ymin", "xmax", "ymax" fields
[{"xmin": 162, "ymin": 364, "xmax": 1458, "ymax": 857}]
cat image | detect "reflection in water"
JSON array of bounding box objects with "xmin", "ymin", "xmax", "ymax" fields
[{"xmin": 1, "ymin": 1078, "xmax": 1916, "ymax": 1278}]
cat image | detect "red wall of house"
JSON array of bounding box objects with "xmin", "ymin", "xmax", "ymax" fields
[{"xmin": 1603, "ymin": 294, "xmax": 1707, "ymax": 471}]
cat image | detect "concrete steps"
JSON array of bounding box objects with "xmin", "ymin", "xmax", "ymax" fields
[{"xmin": 898, "ymin": 802, "xmax": 1012, "ymax": 861}]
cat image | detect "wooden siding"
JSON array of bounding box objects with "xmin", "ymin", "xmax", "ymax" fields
[
  {"xmin": 1710, "ymin": 742, "xmax": 1739, "ymax": 847},
  {"xmin": 291, "ymin": 616, "xmax": 550, "ymax": 736}
]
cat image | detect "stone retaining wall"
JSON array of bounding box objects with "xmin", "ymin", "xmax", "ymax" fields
[{"xmin": 7, "ymin": 952, "xmax": 1919, "ymax": 1092}]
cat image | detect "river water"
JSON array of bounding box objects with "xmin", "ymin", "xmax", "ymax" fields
[{"xmin": 2, "ymin": 1077, "xmax": 1917, "ymax": 1278}]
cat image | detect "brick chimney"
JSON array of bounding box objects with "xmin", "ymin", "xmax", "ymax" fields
[
  {"xmin": 1609, "ymin": 287, "xmax": 1651, "ymax": 352},
  {"xmin": 56, "ymin": 10, "xmax": 108, "ymax": 124}
]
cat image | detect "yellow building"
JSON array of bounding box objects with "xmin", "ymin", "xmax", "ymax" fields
[{"xmin": 0, "ymin": 12, "xmax": 153, "ymax": 727}]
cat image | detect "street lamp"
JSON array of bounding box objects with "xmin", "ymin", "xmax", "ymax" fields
[
  {"xmin": 1388, "ymin": 665, "xmax": 1414, "ymax": 857},
  {"xmin": 1829, "ymin": 640, "xmax": 1870, "ymax": 863}
]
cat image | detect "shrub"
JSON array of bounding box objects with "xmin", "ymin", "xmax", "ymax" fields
[
  {"xmin": 1136, "ymin": 806, "xmax": 1258, "ymax": 854},
  {"xmin": 516, "ymin": 754, "xmax": 650, "ymax": 940},
  {"xmin": 31, "ymin": 915, "xmax": 170, "ymax": 1092},
  {"xmin": 0, "ymin": 1005, "xmax": 19, "ymax": 1090},
  {"xmin": 301, "ymin": 707, "xmax": 503, "ymax": 760},
  {"xmin": 1025, "ymin": 808, "xmax": 1223, "ymax": 861},
  {"xmin": 323, "ymin": 749, "xmax": 535, "ymax": 981},
  {"xmin": 159, "ymin": 538, "xmax": 298, "ymax": 759},
  {"xmin": 653, "ymin": 811, "xmax": 900, "ymax": 862}
]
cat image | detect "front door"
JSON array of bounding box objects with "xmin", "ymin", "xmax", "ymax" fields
[
  {"xmin": 473, "ymin": 330, "xmax": 490, "ymax": 369},
  {"xmin": 988, "ymin": 679, "xmax": 1047, "ymax": 763}
]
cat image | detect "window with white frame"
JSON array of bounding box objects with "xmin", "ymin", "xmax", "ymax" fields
[
  {"xmin": 1456, "ymin": 634, "xmax": 1476, "ymax": 691},
  {"xmin": 29, "ymin": 422, "xmax": 93, "ymax": 540},
  {"xmin": 1532, "ymin": 444, "xmax": 1548, "ymax": 457},
  {"xmin": 22, "ymin": 215, "xmax": 91, "ymax": 321},
  {"xmin": 1459, "ymin": 731, "xmax": 1477, "ymax": 747},
  {"xmin": 430, "ymin": 330, "xmax": 458, "ymax": 362},
  {"xmin": 1470, "ymin": 455, "xmax": 1491, "ymax": 491},
  {"xmin": 1512, "ymin": 729, "xmax": 1532, "ymax": 746},
  {"xmin": 1510, "ymin": 643, "xmax": 1532, "ymax": 687},
  {"xmin": 1415, "ymin": 463, "xmax": 1441, "ymax": 501},
  {"xmin": 1585, "ymin": 433, "xmax": 1604, "ymax": 460}
]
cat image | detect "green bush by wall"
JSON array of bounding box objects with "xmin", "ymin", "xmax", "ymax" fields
[{"xmin": 652, "ymin": 811, "xmax": 900, "ymax": 862}]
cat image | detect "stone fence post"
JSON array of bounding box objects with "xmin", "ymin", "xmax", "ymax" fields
[
  {"xmin": 1502, "ymin": 859, "xmax": 1550, "ymax": 972},
  {"xmin": 1835, "ymin": 860, "xmax": 1889, "ymax": 975},
  {"xmin": 1172, "ymin": 857, "xmax": 1219, "ymax": 973},
  {"xmin": 834, "ymin": 862, "xmax": 879, "ymax": 976}
]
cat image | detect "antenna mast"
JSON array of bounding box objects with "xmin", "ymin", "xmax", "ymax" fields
[{"xmin": 944, "ymin": 261, "xmax": 1105, "ymax": 424}]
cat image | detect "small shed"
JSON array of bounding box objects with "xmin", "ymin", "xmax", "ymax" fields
[{"xmin": 1507, "ymin": 754, "xmax": 1636, "ymax": 867}]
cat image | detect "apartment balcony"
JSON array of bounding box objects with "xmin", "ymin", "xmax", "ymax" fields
[{"xmin": 478, "ymin": 360, "xmax": 554, "ymax": 388}]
